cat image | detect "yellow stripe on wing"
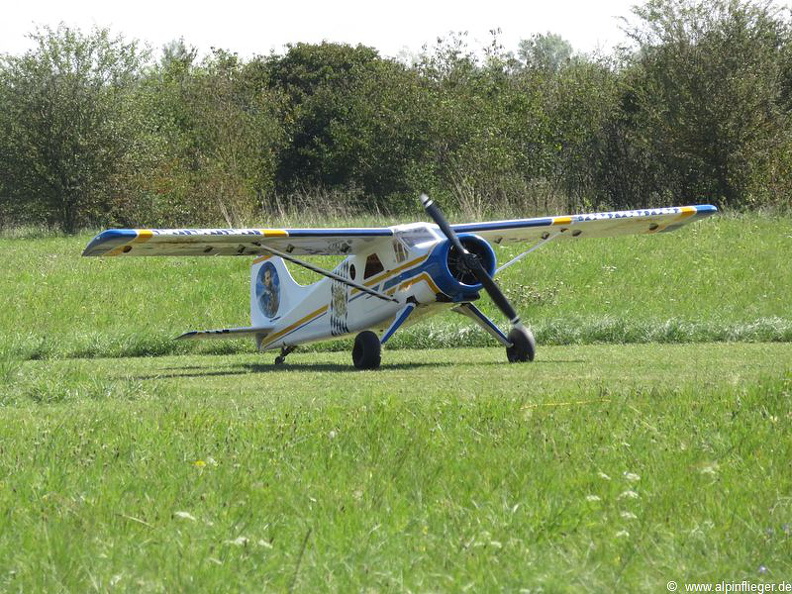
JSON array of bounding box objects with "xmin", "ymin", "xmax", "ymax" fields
[
  {"xmin": 648, "ymin": 206, "xmax": 698, "ymax": 233},
  {"xmin": 106, "ymin": 229, "xmax": 154, "ymax": 256}
]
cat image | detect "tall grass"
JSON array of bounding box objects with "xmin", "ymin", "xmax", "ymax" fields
[{"xmin": 0, "ymin": 212, "xmax": 789, "ymax": 361}]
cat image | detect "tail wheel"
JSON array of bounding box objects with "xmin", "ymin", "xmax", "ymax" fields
[
  {"xmin": 506, "ymin": 327, "xmax": 536, "ymax": 363},
  {"xmin": 352, "ymin": 331, "xmax": 381, "ymax": 369}
]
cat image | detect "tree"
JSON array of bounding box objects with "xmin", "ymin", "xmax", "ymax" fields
[
  {"xmin": 622, "ymin": 0, "xmax": 790, "ymax": 207},
  {"xmin": 415, "ymin": 33, "xmax": 555, "ymax": 215},
  {"xmin": 133, "ymin": 47, "xmax": 284, "ymax": 227},
  {"xmin": 265, "ymin": 42, "xmax": 431, "ymax": 209},
  {"xmin": 518, "ymin": 33, "xmax": 574, "ymax": 73},
  {"xmin": 0, "ymin": 25, "xmax": 148, "ymax": 231},
  {"xmin": 545, "ymin": 56, "xmax": 623, "ymax": 210}
]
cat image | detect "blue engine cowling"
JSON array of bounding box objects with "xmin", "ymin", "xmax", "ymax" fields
[{"xmin": 429, "ymin": 234, "xmax": 497, "ymax": 302}]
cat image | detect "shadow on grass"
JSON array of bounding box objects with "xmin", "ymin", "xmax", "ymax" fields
[
  {"xmin": 131, "ymin": 356, "xmax": 584, "ymax": 380},
  {"xmin": 134, "ymin": 361, "xmax": 454, "ymax": 380}
]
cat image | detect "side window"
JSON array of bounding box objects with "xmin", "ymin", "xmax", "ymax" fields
[
  {"xmin": 364, "ymin": 253, "xmax": 384, "ymax": 279},
  {"xmin": 392, "ymin": 239, "xmax": 408, "ymax": 263}
]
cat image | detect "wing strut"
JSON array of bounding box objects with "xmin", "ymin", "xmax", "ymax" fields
[
  {"xmin": 494, "ymin": 231, "xmax": 563, "ymax": 275},
  {"xmin": 257, "ymin": 245, "xmax": 399, "ymax": 303}
]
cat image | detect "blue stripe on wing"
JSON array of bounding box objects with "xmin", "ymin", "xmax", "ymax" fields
[{"xmin": 451, "ymin": 217, "xmax": 555, "ymax": 234}]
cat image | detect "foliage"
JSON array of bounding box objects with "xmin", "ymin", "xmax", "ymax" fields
[
  {"xmin": 265, "ymin": 42, "xmax": 430, "ymax": 211},
  {"xmin": 2, "ymin": 0, "xmax": 792, "ymax": 231},
  {"xmin": 127, "ymin": 45, "xmax": 285, "ymax": 227},
  {"xmin": 518, "ymin": 32, "xmax": 575, "ymax": 73},
  {"xmin": 622, "ymin": 0, "xmax": 791, "ymax": 208},
  {"xmin": 0, "ymin": 25, "xmax": 148, "ymax": 232}
]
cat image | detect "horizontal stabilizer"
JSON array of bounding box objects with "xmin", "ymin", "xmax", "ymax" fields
[{"xmin": 177, "ymin": 326, "xmax": 273, "ymax": 340}]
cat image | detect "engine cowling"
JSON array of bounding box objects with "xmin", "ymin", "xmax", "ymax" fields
[{"xmin": 430, "ymin": 234, "xmax": 497, "ymax": 302}]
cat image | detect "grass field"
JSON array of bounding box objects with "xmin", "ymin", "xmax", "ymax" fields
[
  {"xmin": 1, "ymin": 212, "xmax": 790, "ymax": 359},
  {"xmin": 0, "ymin": 212, "xmax": 790, "ymax": 591},
  {"xmin": 1, "ymin": 345, "xmax": 791, "ymax": 591}
]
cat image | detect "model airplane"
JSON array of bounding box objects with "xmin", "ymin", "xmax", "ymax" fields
[{"xmin": 83, "ymin": 196, "xmax": 717, "ymax": 369}]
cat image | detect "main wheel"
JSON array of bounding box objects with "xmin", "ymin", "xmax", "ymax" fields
[
  {"xmin": 352, "ymin": 331, "xmax": 382, "ymax": 369},
  {"xmin": 506, "ymin": 327, "xmax": 536, "ymax": 363}
]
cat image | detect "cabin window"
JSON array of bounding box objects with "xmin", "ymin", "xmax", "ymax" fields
[
  {"xmin": 400, "ymin": 229, "xmax": 436, "ymax": 248},
  {"xmin": 392, "ymin": 239, "xmax": 408, "ymax": 263},
  {"xmin": 364, "ymin": 253, "xmax": 384, "ymax": 279}
]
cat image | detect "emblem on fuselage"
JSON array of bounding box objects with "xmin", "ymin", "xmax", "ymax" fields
[{"xmin": 256, "ymin": 261, "xmax": 280, "ymax": 318}]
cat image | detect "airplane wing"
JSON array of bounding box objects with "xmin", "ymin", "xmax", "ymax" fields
[
  {"xmin": 451, "ymin": 205, "xmax": 717, "ymax": 244},
  {"xmin": 84, "ymin": 205, "xmax": 717, "ymax": 257},
  {"xmin": 82, "ymin": 226, "xmax": 394, "ymax": 257}
]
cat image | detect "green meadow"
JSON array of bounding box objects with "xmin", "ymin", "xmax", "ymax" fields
[
  {"xmin": 1, "ymin": 212, "xmax": 790, "ymax": 360},
  {"xmin": 0, "ymin": 212, "xmax": 790, "ymax": 592}
]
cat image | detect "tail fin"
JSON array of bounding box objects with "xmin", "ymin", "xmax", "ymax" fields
[{"xmin": 250, "ymin": 256, "xmax": 308, "ymax": 327}]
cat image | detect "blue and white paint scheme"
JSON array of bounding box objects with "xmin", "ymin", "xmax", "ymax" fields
[{"xmin": 83, "ymin": 202, "xmax": 718, "ymax": 368}]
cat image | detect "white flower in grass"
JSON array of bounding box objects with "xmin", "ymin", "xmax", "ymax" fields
[
  {"xmin": 620, "ymin": 511, "xmax": 638, "ymax": 520},
  {"xmin": 623, "ymin": 472, "xmax": 641, "ymax": 482},
  {"xmin": 598, "ymin": 472, "xmax": 612, "ymax": 481},
  {"xmin": 225, "ymin": 536, "xmax": 249, "ymax": 547},
  {"xmin": 618, "ymin": 490, "xmax": 640, "ymax": 500},
  {"xmin": 615, "ymin": 530, "xmax": 630, "ymax": 538},
  {"xmin": 585, "ymin": 495, "xmax": 602, "ymax": 502},
  {"xmin": 173, "ymin": 511, "xmax": 196, "ymax": 521}
]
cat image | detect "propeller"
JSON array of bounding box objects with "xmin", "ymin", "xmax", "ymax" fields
[{"xmin": 420, "ymin": 194, "xmax": 535, "ymax": 361}]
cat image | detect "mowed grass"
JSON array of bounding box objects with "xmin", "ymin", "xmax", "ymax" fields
[
  {"xmin": 0, "ymin": 212, "xmax": 790, "ymax": 591},
  {"xmin": 0, "ymin": 211, "xmax": 789, "ymax": 360},
  {"xmin": 0, "ymin": 344, "xmax": 791, "ymax": 592}
]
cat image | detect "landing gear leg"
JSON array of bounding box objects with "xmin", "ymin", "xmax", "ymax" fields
[
  {"xmin": 274, "ymin": 346, "xmax": 297, "ymax": 365},
  {"xmin": 352, "ymin": 331, "xmax": 382, "ymax": 370}
]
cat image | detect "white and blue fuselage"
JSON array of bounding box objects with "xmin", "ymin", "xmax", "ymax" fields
[{"xmin": 250, "ymin": 223, "xmax": 496, "ymax": 351}]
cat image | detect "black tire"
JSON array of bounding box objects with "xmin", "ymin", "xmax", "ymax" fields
[
  {"xmin": 352, "ymin": 331, "xmax": 382, "ymax": 369},
  {"xmin": 506, "ymin": 327, "xmax": 536, "ymax": 363}
]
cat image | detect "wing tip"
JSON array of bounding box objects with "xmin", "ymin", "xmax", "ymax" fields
[
  {"xmin": 694, "ymin": 204, "xmax": 719, "ymax": 216},
  {"xmin": 82, "ymin": 229, "xmax": 143, "ymax": 257}
]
